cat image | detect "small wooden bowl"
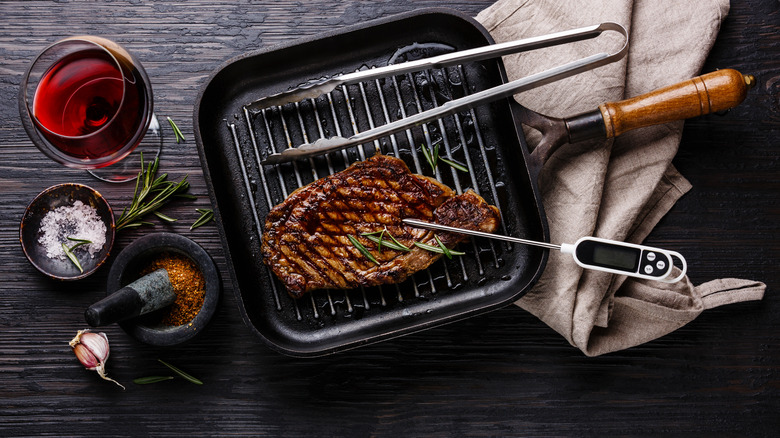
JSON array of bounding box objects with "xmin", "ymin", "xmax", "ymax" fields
[
  {"xmin": 106, "ymin": 233, "xmax": 220, "ymax": 346},
  {"xmin": 20, "ymin": 183, "xmax": 115, "ymax": 280}
]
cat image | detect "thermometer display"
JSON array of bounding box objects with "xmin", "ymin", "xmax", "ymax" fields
[{"xmin": 580, "ymin": 240, "xmax": 639, "ymax": 271}]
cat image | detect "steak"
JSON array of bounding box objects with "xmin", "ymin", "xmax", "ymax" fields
[{"xmin": 261, "ymin": 154, "xmax": 501, "ymax": 298}]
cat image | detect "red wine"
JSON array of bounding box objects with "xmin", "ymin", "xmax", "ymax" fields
[{"xmin": 32, "ymin": 47, "xmax": 149, "ymax": 162}]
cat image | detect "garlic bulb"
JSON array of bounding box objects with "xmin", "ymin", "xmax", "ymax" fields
[{"xmin": 69, "ymin": 329, "xmax": 124, "ymax": 389}]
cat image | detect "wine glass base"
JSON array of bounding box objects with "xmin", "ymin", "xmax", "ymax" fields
[{"xmin": 87, "ymin": 114, "xmax": 162, "ymax": 183}]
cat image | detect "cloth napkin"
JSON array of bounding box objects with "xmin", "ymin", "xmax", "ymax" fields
[{"xmin": 475, "ymin": 0, "xmax": 765, "ymax": 356}]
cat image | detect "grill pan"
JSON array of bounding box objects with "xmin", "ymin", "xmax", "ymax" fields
[
  {"xmin": 195, "ymin": 9, "xmax": 548, "ymax": 356},
  {"xmin": 193, "ymin": 8, "xmax": 750, "ymax": 356}
]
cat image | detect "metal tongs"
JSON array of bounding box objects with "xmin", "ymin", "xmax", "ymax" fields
[{"xmin": 251, "ymin": 22, "xmax": 629, "ymax": 165}]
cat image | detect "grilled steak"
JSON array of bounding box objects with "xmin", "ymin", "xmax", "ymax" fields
[{"xmin": 261, "ymin": 154, "xmax": 501, "ymax": 298}]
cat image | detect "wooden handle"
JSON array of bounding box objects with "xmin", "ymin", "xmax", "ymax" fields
[{"xmin": 599, "ymin": 69, "xmax": 755, "ymax": 138}]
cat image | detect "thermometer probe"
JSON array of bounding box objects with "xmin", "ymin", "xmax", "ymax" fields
[{"xmin": 403, "ymin": 219, "xmax": 687, "ymax": 283}]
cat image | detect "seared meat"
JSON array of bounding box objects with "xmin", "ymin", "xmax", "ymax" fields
[{"xmin": 261, "ymin": 154, "xmax": 500, "ymax": 298}]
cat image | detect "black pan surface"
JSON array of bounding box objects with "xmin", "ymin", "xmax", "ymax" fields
[{"xmin": 194, "ymin": 8, "xmax": 549, "ymax": 356}]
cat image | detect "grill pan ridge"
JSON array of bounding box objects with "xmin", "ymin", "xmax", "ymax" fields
[{"xmin": 194, "ymin": 8, "xmax": 549, "ymax": 356}]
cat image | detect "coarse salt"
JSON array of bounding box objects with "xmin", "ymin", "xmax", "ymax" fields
[{"xmin": 38, "ymin": 200, "xmax": 107, "ymax": 260}]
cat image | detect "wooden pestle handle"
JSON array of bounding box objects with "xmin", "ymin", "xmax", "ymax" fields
[{"xmin": 599, "ymin": 69, "xmax": 755, "ymax": 138}]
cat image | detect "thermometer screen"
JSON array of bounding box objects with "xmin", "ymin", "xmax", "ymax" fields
[{"xmin": 576, "ymin": 240, "xmax": 640, "ymax": 272}]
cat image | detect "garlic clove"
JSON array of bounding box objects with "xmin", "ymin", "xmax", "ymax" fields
[
  {"xmin": 73, "ymin": 343, "xmax": 99, "ymax": 369},
  {"xmin": 69, "ymin": 329, "xmax": 124, "ymax": 389},
  {"xmin": 79, "ymin": 331, "xmax": 110, "ymax": 363}
]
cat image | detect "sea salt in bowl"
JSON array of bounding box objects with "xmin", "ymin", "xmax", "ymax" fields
[
  {"xmin": 20, "ymin": 183, "xmax": 115, "ymax": 280},
  {"xmin": 106, "ymin": 233, "xmax": 220, "ymax": 346}
]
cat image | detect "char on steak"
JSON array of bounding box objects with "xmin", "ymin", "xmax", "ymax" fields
[{"xmin": 261, "ymin": 154, "xmax": 501, "ymax": 298}]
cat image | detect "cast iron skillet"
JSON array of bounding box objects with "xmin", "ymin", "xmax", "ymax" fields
[{"xmin": 193, "ymin": 8, "xmax": 751, "ymax": 356}]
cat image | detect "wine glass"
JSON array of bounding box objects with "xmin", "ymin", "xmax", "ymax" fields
[{"xmin": 19, "ymin": 36, "xmax": 161, "ymax": 183}]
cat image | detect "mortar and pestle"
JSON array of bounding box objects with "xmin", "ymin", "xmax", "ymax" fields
[{"xmin": 87, "ymin": 233, "xmax": 220, "ymax": 346}]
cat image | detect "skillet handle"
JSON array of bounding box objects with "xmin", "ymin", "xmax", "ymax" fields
[{"xmin": 598, "ymin": 69, "xmax": 755, "ymax": 138}]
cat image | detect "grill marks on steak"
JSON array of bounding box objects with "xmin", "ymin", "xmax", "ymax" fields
[{"xmin": 261, "ymin": 154, "xmax": 501, "ymax": 298}]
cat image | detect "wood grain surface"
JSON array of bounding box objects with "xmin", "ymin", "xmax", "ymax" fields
[{"xmin": 0, "ymin": 1, "xmax": 777, "ymax": 437}]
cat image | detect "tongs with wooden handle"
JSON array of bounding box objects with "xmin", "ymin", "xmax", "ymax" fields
[
  {"xmin": 257, "ymin": 23, "xmax": 754, "ymax": 165},
  {"xmin": 256, "ymin": 22, "xmax": 629, "ymax": 164}
]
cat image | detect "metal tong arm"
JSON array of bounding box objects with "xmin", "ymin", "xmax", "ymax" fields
[
  {"xmin": 402, "ymin": 219, "xmax": 561, "ymax": 251},
  {"xmin": 261, "ymin": 22, "xmax": 628, "ymax": 165},
  {"xmin": 247, "ymin": 22, "xmax": 623, "ymax": 113}
]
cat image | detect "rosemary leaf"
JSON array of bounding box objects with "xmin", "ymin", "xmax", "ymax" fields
[
  {"xmin": 144, "ymin": 157, "xmax": 153, "ymax": 187},
  {"xmin": 376, "ymin": 228, "xmax": 385, "ymax": 252},
  {"xmin": 62, "ymin": 243, "xmax": 83, "ymax": 273},
  {"xmin": 167, "ymin": 117, "xmax": 186, "ymax": 143},
  {"xmin": 435, "ymin": 235, "xmax": 453, "ymax": 259},
  {"xmin": 66, "ymin": 236, "xmax": 92, "ymax": 244},
  {"xmin": 153, "ymin": 211, "xmax": 178, "ymax": 223},
  {"xmin": 413, "ymin": 241, "xmax": 466, "ymax": 257},
  {"xmin": 66, "ymin": 237, "xmax": 93, "ymax": 252},
  {"xmin": 133, "ymin": 376, "xmax": 174, "ymax": 385},
  {"xmin": 151, "ymin": 153, "xmax": 160, "ymax": 175},
  {"xmin": 67, "ymin": 242, "xmax": 90, "ymax": 252},
  {"xmin": 158, "ymin": 360, "xmax": 203, "ymax": 385},
  {"xmin": 152, "ymin": 173, "xmax": 168, "ymax": 187},
  {"xmin": 121, "ymin": 221, "xmax": 155, "ymax": 229},
  {"xmin": 130, "ymin": 168, "xmax": 142, "ymax": 209},
  {"xmin": 387, "ymin": 230, "xmax": 411, "ymax": 251},
  {"xmin": 190, "ymin": 209, "xmax": 214, "ymax": 230},
  {"xmin": 348, "ymin": 234, "xmax": 379, "ymax": 265},
  {"xmin": 440, "ymin": 156, "xmax": 469, "ymax": 173}
]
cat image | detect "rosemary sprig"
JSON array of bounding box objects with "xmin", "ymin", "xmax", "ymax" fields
[
  {"xmin": 158, "ymin": 359, "xmax": 203, "ymax": 385},
  {"xmin": 414, "ymin": 240, "xmax": 465, "ymax": 257},
  {"xmin": 361, "ymin": 228, "xmax": 411, "ymax": 252},
  {"xmin": 115, "ymin": 154, "xmax": 191, "ymax": 231},
  {"xmin": 167, "ymin": 117, "xmax": 186, "ymax": 143},
  {"xmin": 348, "ymin": 234, "xmax": 379, "ymax": 265},
  {"xmin": 191, "ymin": 208, "xmax": 214, "ymax": 230},
  {"xmin": 62, "ymin": 237, "xmax": 93, "ymax": 273},
  {"xmin": 421, "ymin": 142, "xmax": 469, "ymax": 173}
]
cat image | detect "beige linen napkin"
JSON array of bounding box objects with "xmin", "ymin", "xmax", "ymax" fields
[{"xmin": 476, "ymin": 0, "xmax": 765, "ymax": 356}]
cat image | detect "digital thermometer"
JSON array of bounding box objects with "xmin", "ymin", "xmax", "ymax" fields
[
  {"xmin": 403, "ymin": 219, "xmax": 687, "ymax": 283},
  {"xmin": 559, "ymin": 237, "xmax": 686, "ymax": 282}
]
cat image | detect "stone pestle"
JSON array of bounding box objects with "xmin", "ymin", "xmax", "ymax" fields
[{"xmin": 85, "ymin": 269, "xmax": 175, "ymax": 327}]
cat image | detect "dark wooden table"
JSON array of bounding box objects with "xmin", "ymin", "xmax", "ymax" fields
[{"xmin": 1, "ymin": 1, "xmax": 777, "ymax": 436}]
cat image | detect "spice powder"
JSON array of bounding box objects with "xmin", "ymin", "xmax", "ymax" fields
[{"xmin": 139, "ymin": 253, "xmax": 205, "ymax": 326}]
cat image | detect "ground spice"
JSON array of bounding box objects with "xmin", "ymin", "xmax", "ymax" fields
[{"xmin": 139, "ymin": 252, "xmax": 205, "ymax": 327}]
